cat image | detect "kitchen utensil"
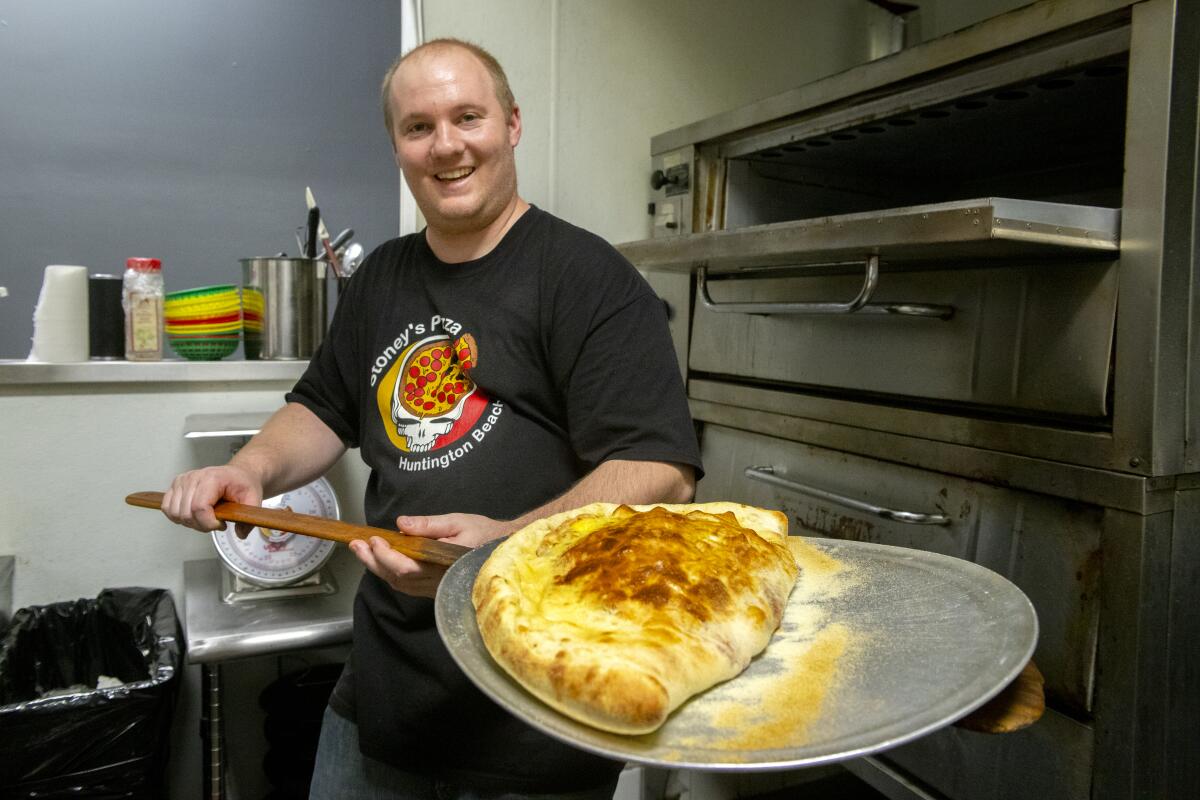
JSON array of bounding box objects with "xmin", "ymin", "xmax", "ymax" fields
[
  {"xmin": 953, "ymin": 660, "xmax": 1045, "ymax": 733},
  {"xmin": 168, "ymin": 335, "xmax": 240, "ymax": 361},
  {"xmin": 330, "ymin": 228, "xmax": 354, "ymax": 253},
  {"xmin": 306, "ymin": 187, "xmax": 344, "ymax": 276},
  {"xmin": 125, "ymin": 491, "xmax": 469, "ymax": 567},
  {"xmin": 305, "ymin": 187, "xmax": 331, "ymax": 247},
  {"xmin": 305, "ymin": 207, "xmax": 319, "ymax": 260},
  {"xmin": 435, "ymin": 537, "xmax": 1038, "ymax": 771},
  {"xmin": 240, "ymin": 257, "xmax": 327, "ymax": 360},
  {"xmin": 341, "ymin": 243, "xmax": 364, "ymax": 276}
]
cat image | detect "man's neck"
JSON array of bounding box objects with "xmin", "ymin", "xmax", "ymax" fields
[{"xmin": 425, "ymin": 196, "xmax": 531, "ymax": 264}]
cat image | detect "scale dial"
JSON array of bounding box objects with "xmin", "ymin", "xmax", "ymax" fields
[{"xmin": 211, "ymin": 477, "xmax": 340, "ymax": 587}]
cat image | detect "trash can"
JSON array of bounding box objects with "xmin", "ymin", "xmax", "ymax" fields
[{"xmin": 0, "ymin": 587, "xmax": 183, "ymax": 800}]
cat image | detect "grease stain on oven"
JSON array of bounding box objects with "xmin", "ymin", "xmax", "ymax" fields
[{"xmin": 781, "ymin": 500, "xmax": 875, "ymax": 541}]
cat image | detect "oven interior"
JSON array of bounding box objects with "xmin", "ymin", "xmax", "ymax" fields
[{"xmin": 720, "ymin": 52, "xmax": 1128, "ymax": 230}]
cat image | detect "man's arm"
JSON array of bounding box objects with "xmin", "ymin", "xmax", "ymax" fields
[
  {"xmin": 505, "ymin": 459, "xmax": 694, "ymax": 531},
  {"xmin": 161, "ymin": 402, "xmax": 347, "ymax": 533},
  {"xmin": 350, "ymin": 459, "xmax": 695, "ymax": 597}
]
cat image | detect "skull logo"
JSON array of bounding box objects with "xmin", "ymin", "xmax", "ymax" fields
[
  {"xmin": 390, "ymin": 334, "xmax": 478, "ymax": 453},
  {"xmin": 391, "ymin": 385, "xmax": 477, "ymax": 451}
]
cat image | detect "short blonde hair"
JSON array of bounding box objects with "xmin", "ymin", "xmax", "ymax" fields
[{"xmin": 381, "ymin": 38, "xmax": 516, "ymax": 137}]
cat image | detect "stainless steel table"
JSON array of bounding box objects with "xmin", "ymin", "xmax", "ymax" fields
[{"xmin": 183, "ymin": 551, "xmax": 361, "ymax": 800}]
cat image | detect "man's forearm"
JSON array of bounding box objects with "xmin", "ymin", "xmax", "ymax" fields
[
  {"xmin": 506, "ymin": 459, "xmax": 695, "ymax": 532},
  {"xmin": 230, "ymin": 402, "xmax": 347, "ymax": 497}
]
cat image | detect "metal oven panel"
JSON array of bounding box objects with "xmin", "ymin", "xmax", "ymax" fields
[
  {"xmin": 690, "ymin": 259, "xmax": 1117, "ymax": 418},
  {"xmin": 621, "ymin": 198, "xmax": 1122, "ymax": 271},
  {"xmin": 696, "ymin": 423, "xmax": 1100, "ymax": 716},
  {"xmin": 648, "ymin": 146, "xmax": 695, "ymax": 237},
  {"xmin": 639, "ymin": 269, "xmax": 691, "ymax": 383},
  {"xmin": 874, "ymin": 709, "xmax": 1094, "ymax": 800}
]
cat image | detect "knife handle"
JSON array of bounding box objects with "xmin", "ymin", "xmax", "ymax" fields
[
  {"xmin": 125, "ymin": 491, "xmax": 468, "ymax": 567},
  {"xmin": 305, "ymin": 207, "xmax": 320, "ymax": 258}
]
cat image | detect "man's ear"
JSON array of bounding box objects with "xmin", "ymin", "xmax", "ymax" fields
[{"xmin": 508, "ymin": 104, "xmax": 522, "ymax": 148}]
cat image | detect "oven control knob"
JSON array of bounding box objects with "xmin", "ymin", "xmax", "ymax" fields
[{"xmin": 650, "ymin": 169, "xmax": 674, "ymax": 190}]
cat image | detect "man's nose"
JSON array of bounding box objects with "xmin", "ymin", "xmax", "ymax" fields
[{"xmin": 430, "ymin": 122, "xmax": 464, "ymax": 159}]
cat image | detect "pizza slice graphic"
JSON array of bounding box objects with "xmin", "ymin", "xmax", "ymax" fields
[
  {"xmin": 389, "ymin": 333, "xmax": 480, "ymax": 452},
  {"xmin": 399, "ymin": 333, "xmax": 477, "ymax": 416}
]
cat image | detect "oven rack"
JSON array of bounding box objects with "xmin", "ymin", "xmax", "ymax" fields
[{"xmin": 617, "ymin": 197, "xmax": 1120, "ymax": 274}]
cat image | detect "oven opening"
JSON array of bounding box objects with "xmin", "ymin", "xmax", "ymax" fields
[
  {"xmin": 721, "ymin": 53, "xmax": 1129, "ymax": 229},
  {"xmin": 690, "ymin": 370, "xmax": 1115, "ymax": 434}
]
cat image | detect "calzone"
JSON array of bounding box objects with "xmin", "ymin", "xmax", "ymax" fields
[{"xmin": 471, "ymin": 502, "xmax": 798, "ymax": 734}]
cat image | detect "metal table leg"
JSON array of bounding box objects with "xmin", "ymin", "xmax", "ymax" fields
[{"xmin": 201, "ymin": 663, "xmax": 226, "ymax": 800}]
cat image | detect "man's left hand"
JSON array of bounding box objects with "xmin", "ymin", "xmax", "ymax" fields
[{"xmin": 348, "ymin": 513, "xmax": 515, "ymax": 598}]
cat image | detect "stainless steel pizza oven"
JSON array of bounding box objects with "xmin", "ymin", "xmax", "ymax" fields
[{"xmin": 621, "ymin": 1, "xmax": 1199, "ymax": 797}]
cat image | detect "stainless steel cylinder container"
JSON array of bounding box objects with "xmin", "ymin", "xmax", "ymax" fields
[{"xmin": 240, "ymin": 257, "xmax": 328, "ymax": 360}]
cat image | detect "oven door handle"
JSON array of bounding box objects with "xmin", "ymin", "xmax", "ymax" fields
[
  {"xmin": 744, "ymin": 465, "xmax": 952, "ymax": 526},
  {"xmin": 698, "ymin": 259, "xmax": 955, "ymax": 319}
]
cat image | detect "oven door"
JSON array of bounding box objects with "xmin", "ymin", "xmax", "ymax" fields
[{"xmin": 692, "ymin": 258, "xmax": 1116, "ymax": 419}]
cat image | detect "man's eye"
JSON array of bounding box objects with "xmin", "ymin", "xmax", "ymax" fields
[
  {"xmin": 407, "ymin": 123, "xmax": 430, "ymax": 134},
  {"xmin": 461, "ymin": 113, "xmax": 480, "ymax": 123}
]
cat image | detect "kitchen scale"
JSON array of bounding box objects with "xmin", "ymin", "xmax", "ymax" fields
[
  {"xmin": 184, "ymin": 412, "xmax": 344, "ymax": 604},
  {"xmin": 211, "ymin": 476, "xmax": 341, "ymax": 603}
]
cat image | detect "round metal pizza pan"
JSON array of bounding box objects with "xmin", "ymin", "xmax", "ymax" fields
[{"xmin": 435, "ymin": 536, "xmax": 1038, "ymax": 771}]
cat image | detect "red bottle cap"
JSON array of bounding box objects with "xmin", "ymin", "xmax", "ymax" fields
[{"xmin": 126, "ymin": 258, "xmax": 162, "ymax": 271}]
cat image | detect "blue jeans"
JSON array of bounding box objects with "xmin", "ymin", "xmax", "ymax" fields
[{"xmin": 309, "ymin": 706, "xmax": 620, "ymax": 800}]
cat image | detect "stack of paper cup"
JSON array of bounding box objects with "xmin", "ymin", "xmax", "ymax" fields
[{"xmin": 28, "ymin": 265, "xmax": 90, "ymax": 362}]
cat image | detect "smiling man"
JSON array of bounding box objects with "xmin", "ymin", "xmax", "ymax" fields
[
  {"xmin": 160, "ymin": 38, "xmax": 701, "ymax": 799},
  {"xmin": 386, "ymin": 42, "xmax": 526, "ymax": 258}
]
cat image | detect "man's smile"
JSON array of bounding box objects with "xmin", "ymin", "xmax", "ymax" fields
[{"xmin": 436, "ymin": 167, "xmax": 475, "ymax": 182}]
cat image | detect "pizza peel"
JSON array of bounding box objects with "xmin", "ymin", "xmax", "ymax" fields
[
  {"xmin": 435, "ymin": 536, "xmax": 1039, "ymax": 771},
  {"xmin": 125, "ymin": 491, "xmax": 470, "ymax": 567},
  {"xmin": 128, "ymin": 491, "xmax": 1040, "ymax": 762}
]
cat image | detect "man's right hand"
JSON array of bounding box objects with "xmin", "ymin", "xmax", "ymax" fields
[{"xmin": 161, "ymin": 464, "xmax": 264, "ymax": 537}]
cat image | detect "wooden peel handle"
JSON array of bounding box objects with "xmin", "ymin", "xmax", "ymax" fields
[
  {"xmin": 125, "ymin": 490, "xmax": 469, "ymax": 567},
  {"xmin": 954, "ymin": 660, "xmax": 1045, "ymax": 734}
]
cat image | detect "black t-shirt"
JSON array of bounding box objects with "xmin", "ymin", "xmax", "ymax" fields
[{"xmin": 287, "ymin": 206, "xmax": 702, "ymax": 789}]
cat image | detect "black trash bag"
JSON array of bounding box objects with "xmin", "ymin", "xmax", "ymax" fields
[{"xmin": 0, "ymin": 587, "xmax": 183, "ymax": 800}]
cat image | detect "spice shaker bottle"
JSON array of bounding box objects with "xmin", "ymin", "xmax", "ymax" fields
[{"xmin": 123, "ymin": 257, "xmax": 164, "ymax": 361}]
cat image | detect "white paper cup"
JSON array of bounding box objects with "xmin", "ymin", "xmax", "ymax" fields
[{"xmin": 27, "ymin": 265, "xmax": 90, "ymax": 362}]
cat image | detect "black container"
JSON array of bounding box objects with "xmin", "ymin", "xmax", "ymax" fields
[
  {"xmin": 87, "ymin": 274, "xmax": 124, "ymax": 360},
  {"xmin": 0, "ymin": 587, "xmax": 183, "ymax": 800}
]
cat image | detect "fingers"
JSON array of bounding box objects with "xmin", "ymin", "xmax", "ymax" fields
[
  {"xmin": 396, "ymin": 513, "xmax": 512, "ymax": 548},
  {"xmin": 349, "ymin": 537, "xmax": 445, "ymax": 598},
  {"xmin": 160, "ymin": 466, "xmax": 262, "ymax": 533},
  {"xmin": 395, "ymin": 514, "xmax": 456, "ymax": 539}
]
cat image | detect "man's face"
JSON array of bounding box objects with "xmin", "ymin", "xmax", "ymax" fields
[{"xmin": 387, "ymin": 47, "xmax": 521, "ymax": 238}]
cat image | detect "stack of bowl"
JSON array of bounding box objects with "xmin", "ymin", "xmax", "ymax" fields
[
  {"xmin": 241, "ymin": 287, "xmax": 264, "ymax": 357},
  {"xmin": 164, "ymin": 285, "xmax": 242, "ymax": 360}
]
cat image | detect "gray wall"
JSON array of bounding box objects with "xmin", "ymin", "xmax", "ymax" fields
[{"xmin": 0, "ymin": 0, "xmax": 402, "ymax": 359}]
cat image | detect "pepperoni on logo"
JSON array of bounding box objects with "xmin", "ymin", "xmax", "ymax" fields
[{"xmin": 400, "ymin": 333, "xmax": 477, "ymax": 417}]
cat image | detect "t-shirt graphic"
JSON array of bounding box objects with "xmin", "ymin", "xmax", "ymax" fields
[{"xmin": 374, "ymin": 329, "xmax": 498, "ymax": 465}]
